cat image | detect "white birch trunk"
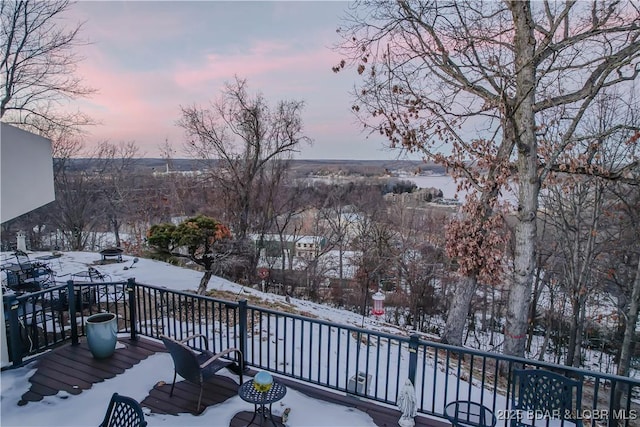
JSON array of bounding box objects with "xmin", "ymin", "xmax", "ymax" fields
[{"xmin": 503, "ymin": 1, "xmax": 539, "ymax": 358}]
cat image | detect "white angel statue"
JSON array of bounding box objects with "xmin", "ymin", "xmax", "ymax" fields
[{"xmin": 397, "ymin": 378, "xmax": 417, "ymax": 427}]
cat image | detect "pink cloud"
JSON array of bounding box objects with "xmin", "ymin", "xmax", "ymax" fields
[
  {"xmin": 67, "ymin": 35, "xmax": 366, "ymax": 157},
  {"xmin": 53, "ymin": 1, "xmax": 405, "ymax": 159},
  {"xmin": 71, "ymin": 51, "xmax": 186, "ymax": 153},
  {"xmin": 173, "ymin": 40, "xmax": 339, "ymax": 92}
]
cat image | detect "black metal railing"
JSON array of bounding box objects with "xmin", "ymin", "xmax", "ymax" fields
[
  {"xmin": 4, "ymin": 280, "xmax": 639, "ymax": 426},
  {"xmin": 2, "ymin": 279, "xmax": 135, "ymax": 364}
]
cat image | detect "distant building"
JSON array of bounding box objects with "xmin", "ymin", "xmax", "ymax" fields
[
  {"xmin": 293, "ymin": 235, "xmax": 324, "ymax": 259},
  {"xmin": 252, "ymin": 234, "xmax": 326, "ymax": 261},
  {"xmin": 152, "ymin": 162, "xmax": 203, "ymax": 177},
  {"xmin": 383, "ymin": 187, "xmax": 442, "ymax": 204},
  {"xmin": 434, "ymin": 198, "xmax": 462, "ymax": 206}
]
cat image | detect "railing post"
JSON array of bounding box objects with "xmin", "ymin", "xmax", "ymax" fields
[
  {"xmin": 408, "ymin": 334, "xmax": 419, "ymax": 385},
  {"xmin": 238, "ymin": 299, "xmax": 248, "ymax": 369},
  {"xmin": 67, "ymin": 280, "xmax": 78, "ymax": 345},
  {"xmin": 127, "ymin": 278, "xmax": 137, "ymax": 341},
  {"xmin": 5, "ymin": 293, "xmax": 23, "ymax": 366}
]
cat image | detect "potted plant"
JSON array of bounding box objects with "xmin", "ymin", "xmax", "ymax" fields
[{"xmin": 85, "ymin": 313, "xmax": 117, "ymax": 358}]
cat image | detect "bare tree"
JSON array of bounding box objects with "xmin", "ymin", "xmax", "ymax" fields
[
  {"xmin": 178, "ymin": 76, "xmax": 312, "ymax": 243},
  {"xmin": 1, "ymin": 0, "xmax": 94, "ymax": 134},
  {"xmin": 597, "ymin": 181, "xmax": 640, "ymax": 381},
  {"xmin": 543, "ymin": 176, "xmax": 610, "ymax": 367},
  {"xmin": 93, "ymin": 141, "xmax": 140, "ymax": 248},
  {"xmin": 351, "ymin": 206, "xmax": 395, "ymax": 317},
  {"xmin": 335, "ymin": 1, "xmax": 640, "ymax": 357},
  {"xmin": 319, "ymin": 186, "xmax": 360, "ymax": 290},
  {"xmin": 52, "ymin": 161, "xmax": 102, "ymax": 250}
]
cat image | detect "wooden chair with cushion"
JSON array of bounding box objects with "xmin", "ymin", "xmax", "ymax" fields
[
  {"xmin": 99, "ymin": 392, "xmax": 147, "ymax": 427},
  {"xmin": 160, "ymin": 334, "xmax": 243, "ymax": 413}
]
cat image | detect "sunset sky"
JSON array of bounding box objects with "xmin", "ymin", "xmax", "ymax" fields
[{"xmin": 64, "ymin": 1, "xmax": 408, "ymax": 160}]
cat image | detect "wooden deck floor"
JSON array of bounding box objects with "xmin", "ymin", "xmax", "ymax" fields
[{"xmin": 13, "ymin": 336, "xmax": 449, "ymax": 427}]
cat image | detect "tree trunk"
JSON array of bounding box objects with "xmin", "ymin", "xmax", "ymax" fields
[
  {"xmin": 197, "ymin": 270, "xmax": 213, "ymax": 295},
  {"xmin": 481, "ymin": 283, "xmax": 488, "ymax": 332},
  {"xmin": 538, "ymin": 324, "xmax": 551, "ymax": 362},
  {"xmin": 526, "ymin": 270, "xmax": 542, "ymax": 352},
  {"xmin": 111, "ymin": 217, "xmax": 121, "ymax": 248},
  {"xmin": 441, "ymin": 275, "xmax": 478, "ymax": 346},
  {"xmin": 618, "ymin": 259, "xmax": 640, "ymax": 376},
  {"xmin": 339, "ymin": 244, "xmax": 344, "ymax": 288},
  {"xmin": 490, "ymin": 286, "xmax": 496, "ymax": 346},
  {"xmin": 566, "ymin": 298, "xmax": 580, "ymax": 366},
  {"xmin": 538, "ymin": 289, "xmax": 555, "ymax": 361},
  {"xmin": 613, "ymin": 259, "xmax": 640, "ymax": 410},
  {"xmin": 503, "ymin": 1, "xmax": 539, "ymax": 358},
  {"xmin": 573, "ymin": 302, "xmax": 586, "ymax": 367}
]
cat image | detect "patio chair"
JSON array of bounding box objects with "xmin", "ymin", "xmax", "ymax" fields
[
  {"xmin": 160, "ymin": 334, "xmax": 244, "ymax": 413},
  {"xmin": 99, "ymin": 392, "xmax": 147, "ymax": 427},
  {"xmin": 72, "ymin": 266, "xmax": 110, "ymax": 282},
  {"xmin": 12, "ymin": 250, "xmax": 53, "ymax": 289},
  {"xmin": 510, "ymin": 369, "xmax": 583, "ymax": 427},
  {"xmin": 13, "ymin": 250, "xmax": 31, "ymax": 267}
]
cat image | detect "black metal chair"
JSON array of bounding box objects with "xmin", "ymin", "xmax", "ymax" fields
[
  {"xmin": 99, "ymin": 392, "xmax": 147, "ymax": 427},
  {"xmin": 160, "ymin": 334, "xmax": 243, "ymax": 413},
  {"xmin": 13, "ymin": 250, "xmax": 32, "ymax": 269},
  {"xmin": 11, "ymin": 250, "xmax": 53, "ymax": 289},
  {"xmin": 72, "ymin": 266, "xmax": 109, "ymax": 282},
  {"xmin": 510, "ymin": 369, "xmax": 583, "ymax": 427}
]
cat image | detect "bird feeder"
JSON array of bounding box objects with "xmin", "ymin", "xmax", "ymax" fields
[{"xmin": 372, "ymin": 290, "xmax": 385, "ymax": 316}]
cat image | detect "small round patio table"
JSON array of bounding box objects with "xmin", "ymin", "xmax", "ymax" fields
[
  {"xmin": 444, "ymin": 400, "xmax": 497, "ymax": 427},
  {"xmin": 238, "ymin": 379, "xmax": 287, "ymax": 427}
]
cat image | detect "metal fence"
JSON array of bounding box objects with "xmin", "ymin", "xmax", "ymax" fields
[{"xmin": 4, "ymin": 280, "xmax": 640, "ymax": 426}]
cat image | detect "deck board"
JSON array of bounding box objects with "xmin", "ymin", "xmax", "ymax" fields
[{"xmin": 11, "ymin": 336, "xmax": 448, "ymax": 427}]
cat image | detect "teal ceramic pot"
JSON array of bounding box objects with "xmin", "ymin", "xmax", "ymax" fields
[{"xmin": 85, "ymin": 313, "xmax": 117, "ymax": 358}]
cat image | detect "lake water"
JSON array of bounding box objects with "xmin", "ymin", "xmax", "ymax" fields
[
  {"xmin": 407, "ymin": 175, "xmax": 518, "ymax": 205},
  {"xmin": 303, "ymin": 174, "xmax": 517, "ymax": 205},
  {"xmin": 404, "ymin": 175, "xmax": 466, "ymax": 200}
]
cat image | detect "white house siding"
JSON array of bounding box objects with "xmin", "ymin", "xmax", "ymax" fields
[
  {"xmin": 0, "ymin": 123, "xmax": 55, "ymax": 368},
  {"xmin": 0, "ymin": 123, "xmax": 55, "ymax": 223}
]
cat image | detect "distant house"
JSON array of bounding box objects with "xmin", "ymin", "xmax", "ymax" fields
[
  {"xmin": 292, "ymin": 235, "xmax": 324, "ymax": 259},
  {"xmin": 252, "ymin": 234, "xmax": 326, "ymax": 265}
]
